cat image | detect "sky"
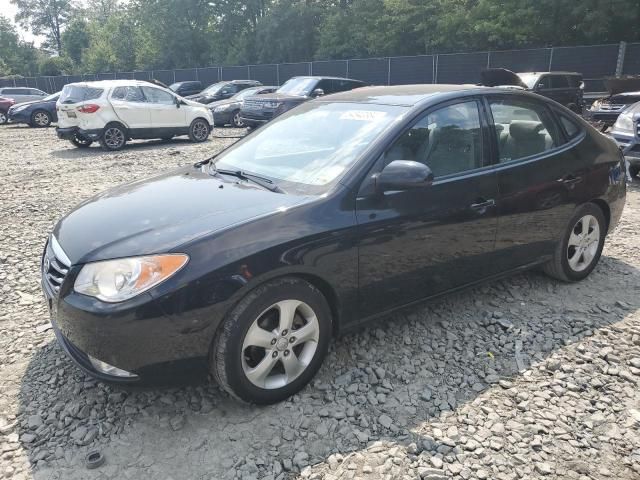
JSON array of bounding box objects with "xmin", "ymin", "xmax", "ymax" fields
[{"xmin": 1, "ymin": 0, "xmax": 45, "ymax": 45}]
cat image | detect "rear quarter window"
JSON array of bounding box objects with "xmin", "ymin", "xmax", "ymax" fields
[
  {"xmin": 557, "ymin": 113, "xmax": 582, "ymax": 139},
  {"xmin": 59, "ymin": 86, "xmax": 104, "ymax": 104}
]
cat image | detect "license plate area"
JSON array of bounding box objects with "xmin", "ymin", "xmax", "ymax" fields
[{"xmin": 66, "ymin": 111, "xmax": 77, "ymax": 118}]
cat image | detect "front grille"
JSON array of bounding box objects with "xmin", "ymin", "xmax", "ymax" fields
[
  {"xmin": 43, "ymin": 236, "xmax": 71, "ymax": 294},
  {"xmin": 598, "ymin": 103, "xmax": 626, "ymax": 112}
]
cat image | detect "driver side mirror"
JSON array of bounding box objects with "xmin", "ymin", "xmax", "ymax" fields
[
  {"xmin": 375, "ymin": 160, "xmax": 434, "ymax": 192},
  {"xmin": 174, "ymin": 96, "xmax": 181, "ymax": 108},
  {"xmin": 311, "ymin": 88, "xmax": 325, "ymax": 98}
]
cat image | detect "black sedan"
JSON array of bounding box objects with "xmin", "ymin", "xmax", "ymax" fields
[
  {"xmin": 8, "ymin": 92, "xmax": 59, "ymax": 127},
  {"xmin": 210, "ymin": 86, "xmax": 277, "ymax": 127},
  {"xmin": 42, "ymin": 85, "xmax": 626, "ymax": 404}
]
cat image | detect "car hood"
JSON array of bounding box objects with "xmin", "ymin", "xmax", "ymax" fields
[
  {"xmin": 208, "ymin": 98, "xmax": 238, "ymax": 109},
  {"xmin": 10, "ymin": 98, "xmax": 53, "ymax": 108},
  {"xmin": 480, "ymin": 68, "xmax": 528, "ymax": 89},
  {"xmin": 53, "ymin": 165, "xmax": 310, "ymax": 264},
  {"xmin": 603, "ymin": 77, "xmax": 640, "ymax": 96}
]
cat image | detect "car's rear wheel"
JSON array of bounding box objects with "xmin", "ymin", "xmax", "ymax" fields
[
  {"xmin": 211, "ymin": 277, "xmax": 332, "ymax": 404},
  {"xmin": 99, "ymin": 124, "xmax": 127, "ymax": 151},
  {"xmin": 71, "ymin": 134, "xmax": 93, "ymax": 148},
  {"xmin": 31, "ymin": 110, "xmax": 51, "ymax": 128},
  {"xmin": 232, "ymin": 111, "xmax": 244, "ymax": 128},
  {"xmin": 0, "ymin": 111, "xmax": 7, "ymax": 124},
  {"xmin": 543, "ymin": 203, "xmax": 606, "ymax": 282},
  {"xmin": 188, "ymin": 118, "xmax": 210, "ymax": 142}
]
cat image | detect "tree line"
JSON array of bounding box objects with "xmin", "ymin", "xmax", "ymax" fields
[{"xmin": 1, "ymin": 0, "xmax": 639, "ymax": 78}]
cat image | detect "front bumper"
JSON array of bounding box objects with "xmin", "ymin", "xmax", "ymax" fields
[
  {"xmin": 610, "ymin": 132, "xmax": 640, "ymax": 162},
  {"xmin": 56, "ymin": 126, "xmax": 103, "ymax": 141},
  {"xmin": 7, "ymin": 109, "xmax": 30, "ymax": 124},
  {"xmin": 40, "ymin": 239, "xmax": 212, "ymax": 383},
  {"xmin": 212, "ymin": 110, "xmax": 234, "ymax": 126}
]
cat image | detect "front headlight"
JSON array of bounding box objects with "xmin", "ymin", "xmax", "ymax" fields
[
  {"xmin": 613, "ymin": 112, "xmax": 634, "ymax": 133},
  {"xmin": 74, "ymin": 254, "xmax": 188, "ymax": 302},
  {"xmin": 214, "ymin": 104, "xmax": 232, "ymax": 112},
  {"xmin": 12, "ymin": 104, "xmax": 28, "ymax": 112},
  {"xmin": 264, "ymin": 101, "xmax": 282, "ymax": 109}
]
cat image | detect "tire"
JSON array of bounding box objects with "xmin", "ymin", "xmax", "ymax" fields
[
  {"xmin": 188, "ymin": 118, "xmax": 210, "ymax": 143},
  {"xmin": 30, "ymin": 110, "xmax": 51, "ymax": 128},
  {"xmin": 232, "ymin": 110, "xmax": 244, "ymax": 128},
  {"xmin": 543, "ymin": 203, "xmax": 606, "ymax": 282},
  {"xmin": 630, "ymin": 165, "xmax": 640, "ymax": 179},
  {"xmin": 211, "ymin": 277, "xmax": 332, "ymax": 404},
  {"xmin": 0, "ymin": 111, "xmax": 7, "ymax": 124},
  {"xmin": 99, "ymin": 124, "xmax": 127, "ymax": 151},
  {"xmin": 70, "ymin": 134, "xmax": 93, "ymax": 148}
]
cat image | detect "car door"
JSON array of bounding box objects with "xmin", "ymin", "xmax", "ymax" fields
[
  {"xmin": 486, "ymin": 95, "xmax": 584, "ymax": 270},
  {"xmin": 356, "ymin": 98, "xmax": 500, "ymax": 318},
  {"xmin": 142, "ymin": 86, "xmax": 185, "ymax": 130},
  {"xmin": 109, "ymin": 86, "xmax": 151, "ymax": 130},
  {"xmin": 548, "ymin": 75, "xmax": 573, "ymax": 107}
]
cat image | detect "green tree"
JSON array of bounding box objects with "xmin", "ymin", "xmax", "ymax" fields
[
  {"xmin": 11, "ymin": 0, "xmax": 75, "ymax": 54},
  {"xmin": 62, "ymin": 18, "xmax": 89, "ymax": 66}
]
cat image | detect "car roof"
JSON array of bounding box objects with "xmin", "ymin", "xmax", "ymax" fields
[
  {"xmin": 321, "ymin": 84, "xmax": 485, "ymax": 106},
  {"xmin": 289, "ymin": 76, "xmax": 364, "ymax": 82},
  {"xmin": 517, "ymin": 71, "xmax": 582, "ymax": 76},
  {"xmin": 64, "ymin": 80, "xmax": 170, "ymax": 89}
]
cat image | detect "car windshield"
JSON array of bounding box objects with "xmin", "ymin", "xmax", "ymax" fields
[
  {"xmin": 214, "ymin": 102, "xmax": 407, "ymax": 194},
  {"xmin": 276, "ymin": 78, "xmax": 317, "ymax": 96},
  {"xmin": 234, "ymin": 88, "xmax": 260, "ymax": 100},
  {"xmin": 517, "ymin": 73, "xmax": 540, "ymax": 89},
  {"xmin": 201, "ymin": 82, "xmax": 225, "ymax": 95}
]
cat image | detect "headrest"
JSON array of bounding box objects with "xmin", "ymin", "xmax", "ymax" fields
[{"xmin": 509, "ymin": 121, "xmax": 544, "ymax": 140}]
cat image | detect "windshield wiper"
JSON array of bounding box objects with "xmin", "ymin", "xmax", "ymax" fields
[{"xmin": 210, "ymin": 166, "xmax": 285, "ymax": 193}]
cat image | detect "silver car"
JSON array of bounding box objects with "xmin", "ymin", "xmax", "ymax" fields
[
  {"xmin": 610, "ymin": 101, "xmax": 640, "ymax": 180},
  {"xmin": 0, "ymin": 87, "xmax": 49, "ymax": 104}
]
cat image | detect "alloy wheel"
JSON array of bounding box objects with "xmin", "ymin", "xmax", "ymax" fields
[
  {"xmin": 567, "ymin": 214, "xmax": 600, "ymax": 272},
  {"xmin": 33, "ymin": 112, "xmax": 50, "ymax": 126},
  {"xmin": 241, "ymin": 299, "xmax": 320, "ymax": 389},
  {"xmin": 193, "ymin": 121, "xmax": 209, "ymax": 141},
  {"xmin": 233, "ymin": 112, "xmax": 244, "ymax": 127},
  {"xmin": 0, "ymin": 112, "xmax": 6, "ymax": 124},
  {"xmin": 104, "ymin": 127, "xmax": 125, "ymax": 149}
]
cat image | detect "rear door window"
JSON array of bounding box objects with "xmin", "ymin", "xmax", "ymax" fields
[
  {"xmin": 489, "ymin": 98, "xmax": 561, "ymax": 162},
  {"xmin": 550, "ymin": 76, "xmax": 569, "ymax": 89},
  {"xmin": 111, "ymin": 86, "xmax": 145, "ymax": 102}
]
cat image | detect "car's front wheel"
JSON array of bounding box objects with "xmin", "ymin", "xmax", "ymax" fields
[
  {"xmin": 211, "ymin": 277, "xmax": 332, "ymax": 404},
  {"xmin": 30, "ymin": 110, "xmax": 51, "ymax": 128},
  {"xmin": 543, "ymin": 203, "xmax": 606, "ymax": 282},
  {"xmin": 0, "ymin": 111, "xmax": 7, "ymax": 124},
  {"xmin": 99, "ymin": 124, "xmax": 127, "ymax": 151},
  {"xmin": 188, "ymin": 118, "xmax": 210, "ymax": 142}
]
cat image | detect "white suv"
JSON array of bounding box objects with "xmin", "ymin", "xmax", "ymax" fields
[{"xmin": 56, "ymin": 80, "xmax": 214, "ymax": 150}]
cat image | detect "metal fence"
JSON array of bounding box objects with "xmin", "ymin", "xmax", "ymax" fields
[{"xmin": 2, "ymin": 42, "xmax": 638, "ymax": 94}]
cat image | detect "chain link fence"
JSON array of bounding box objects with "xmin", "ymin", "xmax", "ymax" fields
[{"xmin": 2, "ymin": 42, "xmax": 637, "ymax": 94}]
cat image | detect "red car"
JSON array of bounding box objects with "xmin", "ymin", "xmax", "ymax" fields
[{"xmin": 0, "ymin": 96, "xmax": 15, "ymax": 124}]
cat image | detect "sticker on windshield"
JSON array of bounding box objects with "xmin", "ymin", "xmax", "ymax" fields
[{"xmin": 340, "ymin": 110, "xmax": 387, "ymax": 121}]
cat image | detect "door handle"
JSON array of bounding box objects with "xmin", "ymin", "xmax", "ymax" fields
[
  {"xmin": 559, "ymin": 175, "xmax": 582, "ymax": 186},
  {"xmin": 470, "ymin": 199, "xmax": 496, "ymax": 211}
]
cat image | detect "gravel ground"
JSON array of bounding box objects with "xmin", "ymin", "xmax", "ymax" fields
[{"xmin": 1, "ymin": 124, "xmax": 639, "ymax": 480}]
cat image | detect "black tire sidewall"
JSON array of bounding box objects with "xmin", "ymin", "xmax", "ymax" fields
[
  {"xmin": 559, "ymin": 204, "xmax": 606, "ymax": 281},
  {"xmin": 216, "ymin": 279, "xmax": 331, "ymax": 404}
]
